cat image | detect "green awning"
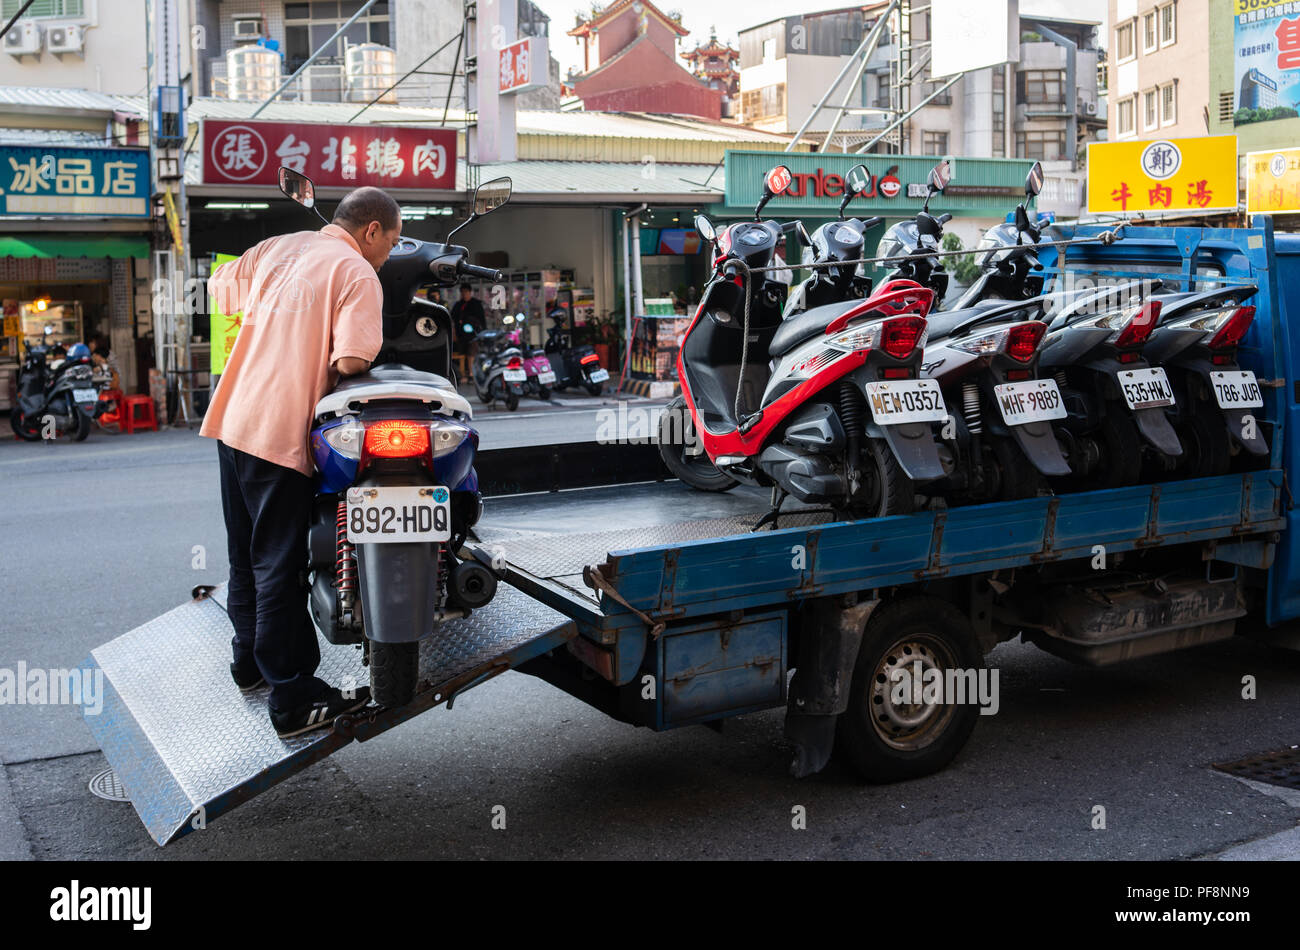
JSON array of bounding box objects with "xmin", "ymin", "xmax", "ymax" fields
[{"xmin": 0, "ymin": 235, "xmax": 151, "ymax": 259}]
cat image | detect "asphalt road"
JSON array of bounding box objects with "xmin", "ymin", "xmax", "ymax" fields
[{"xmin": 2, "ymin": 420, "xmax": 1300, "ymax": 860}]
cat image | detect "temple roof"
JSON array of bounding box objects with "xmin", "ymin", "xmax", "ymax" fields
[{"xmin": 568, "ymin": 0, "xmax": 690, "ymax": 39}]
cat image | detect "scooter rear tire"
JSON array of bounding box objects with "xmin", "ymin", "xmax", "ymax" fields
[
  {"xmin": 505, "ymin": 391, "xmax": 520, "ymax": 411},
  {"xmin": 370, "ymin": 640, "xmax": 418, "ymax": 708},
  {"xmin": 585, "ymin": 383, "xmax": 603, "ymax": 397},
  {"xmin": 1176, "ymin": 399, "xmax": 1232, "ymax": 478},
  {"xmin": 851, "ymin": 439, "xmax": 915, "ymax": 518},
  {"xmin": 72, "ymin": 411, "xmax": 91, "ymax": 442}
]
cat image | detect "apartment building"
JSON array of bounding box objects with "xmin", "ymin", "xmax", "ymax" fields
[{"xmin": 1107, "ymin": 0, "xmax": 1203, "ymax": 141}]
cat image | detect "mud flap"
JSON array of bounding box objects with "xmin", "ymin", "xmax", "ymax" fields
[
  {"xmin": 79, "ymin": 584, "xmax": 575, "ymax": 845},
  {"xmin": 1224, "ymin": 408, "xmax": 1269, "ymax": 456},
  {"xmin": 1009, "ymin": 420, "xmax": 1072, "ymax": 476},
  {"xmin": 874, "ymin": 421, "xmax": 946, "ymax": 482},
  {"xmin": 1134, "ymin": 405, "xmax": 1184, "ymax": 456},
  {"xmin": 784, "ymin": 598, "xmax": 878, "ymax": 777}
]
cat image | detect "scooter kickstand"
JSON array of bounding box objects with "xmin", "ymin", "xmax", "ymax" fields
[{"xmin": 753, "ymin": 487, "xmax": 788, "ymax": 532}]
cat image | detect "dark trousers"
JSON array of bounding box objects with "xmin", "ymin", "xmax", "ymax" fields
[{"xmin": 217, "ymin": 441, "xmax": 324, "ymax": 711}]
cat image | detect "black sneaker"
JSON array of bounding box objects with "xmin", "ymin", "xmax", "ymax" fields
[
  {"xmin": 271, "ymin": 685, "xmax": 371, "ymax": 739},
  {"xmin": 231, "ymin": 661, "xmax": 265, "ymax": 692}
]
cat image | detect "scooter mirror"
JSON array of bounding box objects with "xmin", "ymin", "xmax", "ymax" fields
[
  {"xmin": 928, "ymin": 161, "xmax": 952, "ymax": 194},
  {"xmin": 278, "ymin": 166, "xmax": 316, "ymax": 208},
  {"xmin": 841, "ymin": 163, "xmax": 871, "ymax": 219},
  {"xmin": 796, "ymin": 220, "xmax": 812, "ymax": 245},
  {"xmin": 1025, "ymin": 160, "xmax": 1045, "ymax": 198},
  {"xmin": 474, "ymin": 176, "xmax": 512, "ymax": 216},
  {"xmin": 763, "ymin": 165, "xmax": 793, "ymax": 198},
  {"xmin": 694, "ymin": 214, "xmax": 716, "ymax": 242}
]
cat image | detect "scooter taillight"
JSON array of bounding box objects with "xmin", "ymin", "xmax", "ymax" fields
[
  {"xmin": 580, "ymin": 353, "xmax": 600, "ymax": 365},
  {"xmin": 364, "ymin": 420, "xmax": 430, "ymax": 459},
  {"xmin": 880, "ymin": 316, "xmax": 926, "ymax": 360},
  {"xmin": 507, "ymin": 356, "xmax": 523, "ymax": 369},
  {"xmin": 1005, "ymin": 321, "xmax": 1047, "ymax": 362},
  {"xmin": 1207, "ymin": 305, "xmax": 1256, "ymax": 351},
  {"xmin": 1111, "ymin": 301, "xmax": 1162, "ymax": 349}
]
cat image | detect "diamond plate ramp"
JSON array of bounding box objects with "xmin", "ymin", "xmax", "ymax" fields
[{"xmin": 80, "ymin": 585, "xmax": 574, "ymax": 845}]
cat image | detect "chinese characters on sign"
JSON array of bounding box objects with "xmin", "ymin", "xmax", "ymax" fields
[
  {"xmin": 1233, "ymin": 0, "xmax": 1300, "ymax": 127},
  {"xmin": 1087, "ymin": 136, "xmax": 1238, "ymax": 215},
  {"xmin": 209, "ymin": 252, "xmax": 242, "ymax": 376},
  {"xmin": 498, "ymin": 36, "xmax": 548, "ymax": 95},
  {"xmin": 0, "ymin": 145, "xmax": 149, "ymax": 217},
  {"xmin": 202, "ymin": 120, "xmax": 456, "ymax": 189},
  {"xmin": 1246, "ymin": 146, "xmax": 1300, "ymax": 214}
]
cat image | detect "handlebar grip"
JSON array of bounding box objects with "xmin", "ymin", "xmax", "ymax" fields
[
  {"xmin": 937, "ymin": 213, "xmax": 953, "ymax": 225},
  {"xmin": 723, "ymin": 262, "xmax": 741, "ymax": 279},
  {"xmin": 459, "ymin": 261, "xmax": 503, "ymax": 282}
]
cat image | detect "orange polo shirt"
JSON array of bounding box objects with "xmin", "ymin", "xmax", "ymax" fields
[{"xmin": 200, "ymin": 224, "xmax": 383, "ymax": 475}]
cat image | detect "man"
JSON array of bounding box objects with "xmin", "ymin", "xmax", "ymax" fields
[
  {"xmin": 200, "ymin": 186, "xmax": 401, "ymax": 738},
  {"xmin": 449, "ymin": 283, "xmax": 485, "ymax": 358}
]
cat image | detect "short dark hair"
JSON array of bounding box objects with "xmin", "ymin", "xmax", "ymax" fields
[{"xmin": 332, "ymin": 186, "xmax": 401, "ymax": 233}]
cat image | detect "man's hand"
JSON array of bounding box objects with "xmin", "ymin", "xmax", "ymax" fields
[{"xmin": 334, "ymin": 357, "xmax": 371, "ymax": 376}]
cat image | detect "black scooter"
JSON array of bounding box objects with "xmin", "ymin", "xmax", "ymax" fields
[{"xmin": 11, "ymin": 341, "xmax": 98, "ymax": 441}]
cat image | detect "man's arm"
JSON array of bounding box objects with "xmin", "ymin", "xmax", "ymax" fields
[
  {"xmin": 334, "ymin": 356, "xmax": 371, "ymax": 376},
  {"xmin": 330, "ymin": 276, "xmax": 384, "ymax": 377}
]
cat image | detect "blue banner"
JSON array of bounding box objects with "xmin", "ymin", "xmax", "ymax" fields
[
  {"xmin": 0, "ymin": 145, "xmax": 150, "ymax": 218},
  {"xmin": 1232, "ymin": 0, "xmax": 1300, "ymax": 126}
]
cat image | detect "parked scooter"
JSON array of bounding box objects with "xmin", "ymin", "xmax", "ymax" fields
[
  {"xmin": 505, "ymin": 313, "xmax": 557, "ymax": 400},
  {"xmin": 783, "ymin": 163, "xmax": 881, "ymax": 317},
  {"xmin": 871, "ymin": 161, "xmax": 1071, "ymax": 500},
  {"xmin": 472, "ymin": 316, "xmax": 526, "ymax": 410},
  {"xmin": 544, "ymin": 302, "xmax": 608, "ymax": 396},
  {"xmin": 10, "ymin": 339, "xmax": 98, "ymax": 441},
  {"xmin": 280, "ymin": 166, "xmax": 506, "ymax": 708},
  {"xmin": 664, "ymin": 164, "xmax": 947, "ymax": 521}
]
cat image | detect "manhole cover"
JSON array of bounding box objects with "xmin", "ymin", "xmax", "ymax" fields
[
  {"xmin": 1213, "ymin": 745, "xmax": 1300, "ymax": 790},
  {"xmin": 88, "ymin": 768, "xmax": 131, "ymax": 802}
]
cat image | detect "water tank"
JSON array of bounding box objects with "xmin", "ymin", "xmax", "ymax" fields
[
  {"xmin": 346, "ymin": 43, "xmax": 397, "ymax": 103},
  {"xmin": 226, "ymin": 45, "xmax": 280, "ymax": 101}
]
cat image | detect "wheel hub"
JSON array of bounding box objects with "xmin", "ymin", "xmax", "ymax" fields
[{"xmin": 869, "ymin": 634, "xmax": 959, "ymax": 750}]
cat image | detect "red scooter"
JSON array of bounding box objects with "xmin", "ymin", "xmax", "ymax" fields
[{"xmin": 660, "ymin": 165, "xmax": 948, "ymax": 521}]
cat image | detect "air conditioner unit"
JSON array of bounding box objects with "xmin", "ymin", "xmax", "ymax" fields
[
  {"xmin": 3, "ymin": 21, "xmax": 42, "ymax": 56},
  {"xmin": 1085, "ymin": 100, "xmax": 1098, "ymax": 116},
  {"xmin": 46, "ymin": 24, "xmax": 84, "ymax": 55},
  {"xmin": 233, "ymin": 15, "xmax": 265, "ymax": 41}
]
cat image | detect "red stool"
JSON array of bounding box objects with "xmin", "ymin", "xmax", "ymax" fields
[
  {"xmin": 98, "ymin": 388, "xmax": 125, "ymax": 431},
  {"xmin": 121, "ymin": 394, "xmax": 158, "ymax": 434}
]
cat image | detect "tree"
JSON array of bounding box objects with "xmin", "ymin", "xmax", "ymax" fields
[{"xmin": 941, "ymin": 232, "xmax": 982, "ymax": 285}]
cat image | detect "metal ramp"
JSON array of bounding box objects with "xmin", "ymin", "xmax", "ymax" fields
[{"xmin": 79, "ymin": 584, "xmax": 574, "ymax": 845}]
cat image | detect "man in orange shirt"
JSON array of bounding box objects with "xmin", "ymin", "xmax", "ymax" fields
[{"xmin": 201, "ymin": 187, "xmax": 401, "ymax": 738}]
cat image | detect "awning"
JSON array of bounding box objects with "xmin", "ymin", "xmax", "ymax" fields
[{"xmin": 0, "ymin": 235, "xmax": 150, "ymax": 259}]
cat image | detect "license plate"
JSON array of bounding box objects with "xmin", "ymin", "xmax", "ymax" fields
[
  {"xmin": 1119, "ymin": 367, "xmax": 1175, "ymax": 410},
  {"xmin": 994, "ymin": 379, "xmax": 1067, "ymax": 426},
  {"xmin": 865, "ymin": 378, "xmax": 947, "ymax": 425},
  {"xmin": 503, "ymin": 368, "xmax": 526, "ymax": 382},
  {"xmin": 588, "ymin": 368, "xmax": 609, "ymax": 383},
  {"xmin": 538, "ymin": 370, "xmax": 556, "ymax": 384},
  {"xmin": 1210, "ymin": 370, "xmax": 1263, "ymax": 409},
  {"xmin": 345, "ymin": 486, "xmax": 450, "ymax": 544},
  {"xmin": 73, "ymin": 388, "xmax": 97, "ymax": 405}
]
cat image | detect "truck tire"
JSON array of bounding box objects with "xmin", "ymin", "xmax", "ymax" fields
[
  {"xmin": 657, "ymin": 396, "xmax": 738, "ymax": 492},
  {"xmin": 370, "ymin": 640, "xmax": 419, "ymax": 708},
  {"xmin": 1177, "ymin": 399, "xmax": 1231, "ymax": 478},
  {"xmin": 836, "ymin": 596, "xmax": 983, "ymax": 783}
]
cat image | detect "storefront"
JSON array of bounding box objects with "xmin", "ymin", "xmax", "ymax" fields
[{"xmin": 0, "ymin": 145, "xmax": 152, "ymax": 412}]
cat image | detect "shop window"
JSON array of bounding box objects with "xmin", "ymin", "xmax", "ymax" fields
[{"xmin": 1116, "ymin": 21, "xmax": 1135, "ymax": 62}]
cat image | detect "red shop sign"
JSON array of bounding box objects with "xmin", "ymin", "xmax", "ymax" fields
[{"xmin": 202, "ymin": 119, "xmax": 457, "ymax": 190}]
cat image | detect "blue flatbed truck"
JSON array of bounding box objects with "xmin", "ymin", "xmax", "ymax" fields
[{"xmin": 82, "ymin": 219, "xmax": 1300, "ymax": 844}]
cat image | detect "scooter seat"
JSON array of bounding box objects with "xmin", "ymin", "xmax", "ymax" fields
[
  {"xmin": 334, "ymin": 363, "xmax": 454, "ymax": 392},
  {"xmin": 315, "ymin": 363, "xmax": 471, "ymax": 419},
  {"xmin": 769, "ymin": 300, "xmax": 858, "ymax": 358}
]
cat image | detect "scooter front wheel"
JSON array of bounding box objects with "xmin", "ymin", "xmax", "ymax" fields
[
  {"xmin": 369, "ymin": 640, "xmax": 418, "ymax": 708},
  {"xmin": 72, "ymin": 411, "xmax": 91, "ymax": 442},
  {"xmin": 10, "ymin": 410, "xmax": 41, "ymax": 441},
  {"xmin": 657, "ymin": 397, "xmax": 738, "ymax": 492}
]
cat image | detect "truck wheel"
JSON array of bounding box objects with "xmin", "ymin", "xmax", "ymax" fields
[
  {"xmin": 370, "ymin": 640, "xmax": 419, "ymax": 708},
  {"xmin": 1177, "ymin": 400, "xmax": 1231, "ymax": 478},
  {"xmin": 852, "ymin": 439, "xmax": 914, "ymax": 518},
  {"xmin": 657, "ymin": 396, "xmax": 738, "ymax": 492},
  {"xmin": 836, "ymin": 596, "xmax": 983, "ymax": 783}
]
